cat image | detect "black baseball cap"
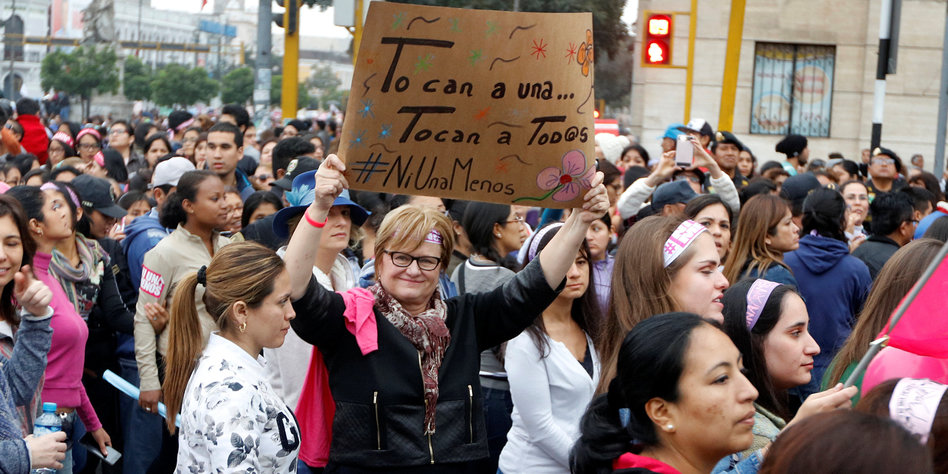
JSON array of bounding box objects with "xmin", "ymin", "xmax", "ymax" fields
[
  {"xmin": 271, "ymin": 157, "xmax": 321, "ymax": 191},
  {"xmin": 72, "ymin": 174, "xmax": 127, "ymax": 219}
]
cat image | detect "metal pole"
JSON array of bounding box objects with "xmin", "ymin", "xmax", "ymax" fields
[
  {"xmin": 6, "ymin": 0, "xmax": 17, "ymax": 99},
  {"xmin": 137, "ymin": 0, "xmax": 142, "ymax": 56},
  {"xmin": 683, "ymin": 0, "xmax": 697, "ymax": 123},
  {"xmin": 253, "ymin": 0, "xmax": 271, "ymax": 123},
  {"xmin": 934, "ymin": 2, "xmax": 948, "ymax": 176},
  {"xmin": 871, "ymin": 0, "xmax": 893, "ymax": 150},
  {"xmin": 717, "ymin": 0, "xmax": 746, "ymax": 131}
]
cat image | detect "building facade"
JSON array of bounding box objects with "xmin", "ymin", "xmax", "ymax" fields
[{"xmin": 632, "ymin": 0, "xmax": 947, "ymax": 173}]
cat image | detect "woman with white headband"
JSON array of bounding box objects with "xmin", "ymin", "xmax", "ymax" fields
[
  {"xmin": 714, "ymin": 278, "xmax": 856, "ymax": 473},
  {"xmin": 283, "ymin": 155, "xmax": 609, "ymax": 473},
  {"xmin": 597, "ymin": 215, "xmax": 729, "ymax": 394},
  {"xmin": 856, "ymin": 378, "xmax": 948, "ymax": 472}
]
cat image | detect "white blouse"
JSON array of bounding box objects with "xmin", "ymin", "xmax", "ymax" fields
[
  {"xmin": 498, "ymin": 330, "xmax": 600, "ymax": 474},
  {"xmin": 176, "ymin": 333, "xmax": 300, "ymax": 473}
]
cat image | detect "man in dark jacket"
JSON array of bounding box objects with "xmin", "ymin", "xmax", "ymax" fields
[
  {"xmin": 852, "ymin": 192, "xmax": 915, "ymax": 280},
  {"xmin": 14, "ymin": 98, "xmax": 48, "ymax": 164}
]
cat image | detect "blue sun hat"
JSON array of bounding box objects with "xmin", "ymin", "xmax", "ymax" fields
[{"xmin": 272, "ymin": 169, "xmax": 370, "ymax": 239}]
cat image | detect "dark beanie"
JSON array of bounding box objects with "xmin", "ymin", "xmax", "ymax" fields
[
  {"xmin": 775, "ymin": 134, "xmax": 807, "ymax": 158},
  {"xmin": 168, "ymin": 110, "xmax": 193, "ymax": 132}
]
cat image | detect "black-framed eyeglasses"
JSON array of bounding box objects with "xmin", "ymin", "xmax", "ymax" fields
[{"xmin": 384, "ymin": 250, "xmax": 441, "ymax": 271}]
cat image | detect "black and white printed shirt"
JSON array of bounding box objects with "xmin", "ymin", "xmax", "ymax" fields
[{"xmin": 176, "ymin": 333, "xmax": 300, "ymax": 473}]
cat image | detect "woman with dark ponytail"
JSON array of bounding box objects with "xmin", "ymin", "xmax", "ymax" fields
[
  {"xmin": 132, "ymin": 169, "xmax": 231, "ymax": 470},
  {"xmin": 784, "ymin": 188, "xmax": 871, "ymax": 401},
  {"xmin": 571, "ymin": 313, "xmax": 759, "ymax": 474}
]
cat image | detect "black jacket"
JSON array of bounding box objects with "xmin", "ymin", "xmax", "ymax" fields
[
  {"xmin": 851, "ymin": 234, "xmax": 901, "ymax": 280},
  {"xmin": 291, "ymin": 258, "xmax": 562, "ymax": 472}
]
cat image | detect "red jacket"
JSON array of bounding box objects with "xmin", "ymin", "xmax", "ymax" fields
[{"xmin": 16, "ymin": 114, "xmax": 49, "ymax": 164}]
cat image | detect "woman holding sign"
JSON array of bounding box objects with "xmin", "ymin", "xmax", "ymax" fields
[{"xmin": 284, "ymin": 154, "xmax": 608, "ymax": 473}]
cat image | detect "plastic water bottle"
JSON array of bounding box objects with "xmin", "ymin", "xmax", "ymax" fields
[{"xmin": 31, "ymin": 402, "xmax": 61, "ymax": 474}]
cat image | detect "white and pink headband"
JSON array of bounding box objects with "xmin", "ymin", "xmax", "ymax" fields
[
  {"xmin": 889, "ymin": 378, "xmax": 948, "ymax": 444},
  {"xmin": 424, "ymin": 229, "xmax": 443, "ymax": 245},
  {"xmin": 663, "ymin": 220, "xmax": 708, "ymax": 268},
  {"xmin": 745, "ymin": 279, "xmax": 781, "ymax": 330}
]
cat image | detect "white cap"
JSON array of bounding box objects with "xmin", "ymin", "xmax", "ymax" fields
[{"xmin": 151, "ymin": 157, "xmax": 196, "ymax": 188}]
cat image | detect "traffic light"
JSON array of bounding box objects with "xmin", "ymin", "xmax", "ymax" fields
[
  {"xmin": 643, "ymin": 12, "xmax": 673, "ymax": 66},
  {"xmin": 273, "ymin": 0, "xmax": 299, "ymax": 35}
]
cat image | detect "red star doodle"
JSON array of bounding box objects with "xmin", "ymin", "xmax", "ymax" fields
[
  {"xmin": 530, "ymin": 38, "xmax": 548, "ymax": 60},
  {"xmin": 474, "ymin": 106, "xmax": 490, "ymax": 120},
  {"xmin": 565, "ymin": 42, "xmax": 578, "ymax": 64},
  {"xmin": 495, "ymin": 159, "xmax": 509, "ymax": 174}
]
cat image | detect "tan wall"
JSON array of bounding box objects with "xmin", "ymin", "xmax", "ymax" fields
[{"xmin": 631, "ymin": 0, "xmax": 947, "ymax": 173}]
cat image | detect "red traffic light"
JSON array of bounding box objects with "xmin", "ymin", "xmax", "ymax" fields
[{"xmin": 643, "ymin": 13, "xmax": 673, "ymax": 66}]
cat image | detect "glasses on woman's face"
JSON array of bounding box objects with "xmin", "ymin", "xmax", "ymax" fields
[
  {"xmin": 384, "ymin": 250, "xmax": 441, "ymax": 271},
  {"xmin": 79, "ymin": 142, "xmax": 100, "ymax": 151},
  {"xmin": 504, "ymin": 215, "xmax": 525, "ymax": 226},
  {"xmin": 49, "ymin": 147, "xmax": 64, "ymax": 155}
]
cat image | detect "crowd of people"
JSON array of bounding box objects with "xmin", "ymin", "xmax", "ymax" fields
[{"xmin": 0, "ymin": 96, "xmax": 947, "ymax": 474}]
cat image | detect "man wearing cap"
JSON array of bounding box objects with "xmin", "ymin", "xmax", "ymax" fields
[
  {"xmin": 779, "ymin": 172, "xmax": 821, "ymax": 228},
  {"xmin": 712, "ymin": 131, "xmax": 749, "ymax": 189},
  {"xmin": 661, "ymin": 123, "xmax": 686, "ymax": 153},
  {"xmin": 651, "ymin": 180, "xmax": 698, "ymax": 216},
  {"xmin": 677, "ymin": 118, "xmax": 715, "ymax": 150},
  {"xmin": 269, "ymin": 137, "xmax": 316, "ymax": 190},
  {"xmin": 866, "ymin": 147, "xmax": 907, "ymax": 200},
  {"xmin": 775, "ymin": 134, "xmax": 809, "ymax": 176}
]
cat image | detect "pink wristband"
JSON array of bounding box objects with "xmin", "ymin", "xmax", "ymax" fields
[{"xmin": 304, "ymin": 211, "xmax": 327, "ymax": 228}]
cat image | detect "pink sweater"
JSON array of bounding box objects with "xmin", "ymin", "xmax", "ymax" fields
[{"xmin": 33, "ymin": 252, "xmax": 101, "ymax": 432}]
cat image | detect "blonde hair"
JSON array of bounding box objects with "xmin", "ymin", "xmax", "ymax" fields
[
  {"xmin": 162, "ymin": 242, "xmax": 285, "ymax": 430},
  {"xmin": 723, "ymin": 194, "xmax": 792, "ymax": 285},
  {"xmin": 373, "ymin": 205, "xmax": 455, "ymax": 275},
  {"xmin": 596, "ymin": 215, "xmax": 697, "ymax": 393}
]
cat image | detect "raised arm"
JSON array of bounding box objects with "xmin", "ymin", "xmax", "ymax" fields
[{"xmin": 285, "ymin": 155, "xmax": 348, "ymax": 300}]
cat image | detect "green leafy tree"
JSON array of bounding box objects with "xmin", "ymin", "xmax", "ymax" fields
[
  {"xmin": 123, "ymin": 55, "xmax": 153, "ymax": 102},
  {"xmin": 306, "ymin": 64, "xmax": 344, "ymax": 110},
  {"xmin": 270, "ymin": 74, "xmax": 310, "ymax": 109},
  {"xmin": 390, "ymin": 0, "xmax": 628, "ymax": 59},
  {"xmin": 40, "ymin": 46, "xmax": 120, "ymax": 120},
  {"xmin": 222, "ymin": 67, "xmax": 254, "ymax": 105},
  {"xmin": 151, "ymin": 64, "xmax": 219, "ymax": 107}
]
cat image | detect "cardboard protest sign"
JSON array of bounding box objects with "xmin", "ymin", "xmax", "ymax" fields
[{"xmin": 338, "ymin": 2, "xmax": 596, "ymax": 208}]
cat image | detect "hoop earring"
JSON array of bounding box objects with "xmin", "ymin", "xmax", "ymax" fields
[{"xmin": 238, "ymin": 321, "xmax": 247, "ymax": 333}]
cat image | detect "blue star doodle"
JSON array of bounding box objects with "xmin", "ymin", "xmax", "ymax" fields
[
  {"xmin": 359, "ymin": 99, "xmax": 375, "ymax": 119},
  {"xmin": 350, "ymin": 130, "xmax": 367, "ymax": 149},
  {"xmin": 379, "ymin": 124, "xmax": 393, "ymax": 139}
]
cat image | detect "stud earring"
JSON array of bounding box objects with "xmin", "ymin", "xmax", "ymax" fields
[
  {"xmin": 666, "ymin": 424, "xmax": 674, "ymax": 430},
  {"xmin": 495, "ymin": 233, "xmax": 502, "ymax": 238}
]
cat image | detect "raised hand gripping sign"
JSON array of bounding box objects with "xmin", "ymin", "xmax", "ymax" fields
[{"xmin": 338, "ymin": 2, "xmax": 596, "ymax": 208}]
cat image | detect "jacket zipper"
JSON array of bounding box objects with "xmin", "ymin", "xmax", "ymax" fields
[
  {"xmin": 419, "ymin": 351, "xmax": 435, "ymax": 464},
  {"xmin": 467, "ymin": 384, "xmax": 474, "ymax": 443},
  {"xmin": 373, "ymin": 391, "xmax": 381, "ymax": 450}
]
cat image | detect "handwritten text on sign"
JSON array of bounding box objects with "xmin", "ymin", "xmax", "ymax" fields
[{"xmin": 338, "ymin": 3, "xmax": 595, "ymax": 208}]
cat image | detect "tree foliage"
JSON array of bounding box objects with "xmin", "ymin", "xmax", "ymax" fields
[
  {"xmin": 389, "ymin": 0, "xmax": 629, "ymax": 59},
  {"xmin": 594, "ymin": 38, "xmax": 633, "ymax": 110},
  {"xmin": 306, "ymin": 64, "xmax": 348, "ymax": 109},
  {"xmin": 40, "ymin": 46, "xmax": 120, "ymax": 117},
  {"xmin": 123, "ymin": 55, "xmax": 153, "ymax": 101},
  {"xmin": 222, "ymin": 67, "xmax": 255, "ymax": 105},
  {"xmin": 151, "ymin": 64, "xmax": 219, "ymax": 107},
  {"xmin": 271, "ymin": 75, "xmax": 311, "ymax": 109}
]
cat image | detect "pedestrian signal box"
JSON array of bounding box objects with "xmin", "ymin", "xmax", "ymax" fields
[{"xmin": 643, "ymin": 13, "xmax": 673, "ymax": 66}]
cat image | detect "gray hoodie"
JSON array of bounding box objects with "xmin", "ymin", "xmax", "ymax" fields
[{"xmin": 0, "ymin": 308, "xmax": 54, "ymax": 473}]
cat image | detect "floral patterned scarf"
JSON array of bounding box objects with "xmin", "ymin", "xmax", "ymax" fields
[{"xmin": 369, "ymin": 283, "xmax": 449, "ymax": 435}]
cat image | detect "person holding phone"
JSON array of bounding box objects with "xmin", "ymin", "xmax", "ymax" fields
[{"xmin": 616, "ymin": 137, "xmax": 740, "ymax": 221}]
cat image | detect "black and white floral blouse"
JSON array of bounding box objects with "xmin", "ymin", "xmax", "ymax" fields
[{"xmin": 176, "ymin": 333, "xmax": 300, "ymax": 473}]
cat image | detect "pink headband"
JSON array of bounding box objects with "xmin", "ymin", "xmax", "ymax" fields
[
  {"xmin": 76, "ymin": 128, "xmax": 101, "ymax": 143},
  {"xmin": 52, "ymin": 131, "xmax": 74, "ymax": 147},
  {"xmin": 526, "ymin": 223, "xmax": 564, "ymax": 263},
  {"xmin": 41, "ymin": 182, "xmax": 80, "ymax": 210},
  {"xmin": 424, "ymin": 229, "xmax": 444, "ymax": 245},
  {"xmin": 745, "ymin": 279, "xmax": 781, "ymax": 330},
  {"xmin": 175, "ymin": 117, "xmax": 195, "ymax": 132},
  {"xmin": 663, "ymin": 220, "xmax": 708, "ymax": 268},
  {"xmin": 889, "ymin": 378, "xmax": 948, "ymax": 444}
]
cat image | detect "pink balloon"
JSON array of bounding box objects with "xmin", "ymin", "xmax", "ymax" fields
[{"xmin": 862, "ymin": 346, "xmax": 948, "ymax": 394}]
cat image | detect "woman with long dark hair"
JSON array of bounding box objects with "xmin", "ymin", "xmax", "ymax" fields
[
  {"xmin": 498, "ymin": 224, "xmax": 602, "ymax": 473},
  {"xmin": 723, "ymin": 194, "xmax": 799, "ymax": 287},
  {"xmin": 0, "ymin": 194, "xmax": 68, "ymax": 473},
  {"xmin": 571, "ymin": 313, "xmax": 758, "ymax": 474},
  {"xmin": 784, "ymin": 188, "xmax": 872, "ymax": 400}
]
